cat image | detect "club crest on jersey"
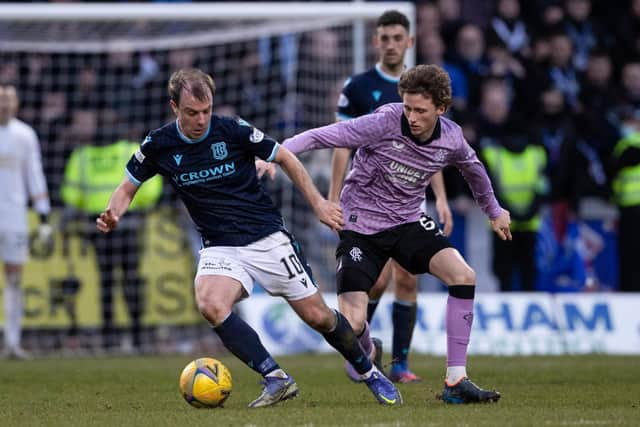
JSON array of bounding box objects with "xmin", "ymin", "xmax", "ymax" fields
[
  {"xmin": 249, "ymin": 128, "xmax": 264, "ymax": 143},
  {"xmin": 211, "ymin": 142, "xmax": 228, "ymax": 160}
]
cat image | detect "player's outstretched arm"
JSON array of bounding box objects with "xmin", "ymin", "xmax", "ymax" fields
[
  {"xmin": 430, "ymin": 171, "xmax": 453, "ymax": 236},
  {"xmin": 274, "ymin": 145, "xmax": 345, "ymax": 231},
  {"xmin": 96, "ymin": 177, "xmax": 139, "ymax": 233},
  {"xmin": 490, "ymin": 208, "xmax": 512, "ymax": 241},
  {"xmin": 328, "ymin": 148, "xmax": 351, "ymax": 203}
]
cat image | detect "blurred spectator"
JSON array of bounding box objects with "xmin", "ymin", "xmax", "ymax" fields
[
  {"xmin": 437, "ymin": 0, "xmax": 465, "ymax": 48},
  {"xmin": 486, "ymin": 0, "xmax": 531, "ymax": 59},
  {"xmin": 562, "ymin": 0, "xmax": 606, "ymax": 71},
  {"xmin": 476, "ymin": 78, "xmax": 513, "ymax": 146},
  {"xmin": 37, "ymin": 91, "xmax": 69, "ymax": 206},
  {"xmin": 481, "ymin": 129, "xmax": 548, "ymax": 291},
  {"xmin": 611, "ymin": 108, "xmax": 640, "ymax": 292},
  {"xmin": 614, "ymin": 0, "xmax": 640, "ymax": 67},
  {"xmin": 533, "ymin": 88, "xmax": 576, "ymax": 196},
  {"xmin": 544, "ymin": 30, "xmax": 580, "ymax": 111},
  {"xmin": 524, "ymin": 0, "xmax": 565, "ymax": 36},
  {"xmin": 417, "ymin": 31, "xmax": 468, "ymax": 113},
  {"xmin": 0, "ymin": 62, "xmax": 19, "ymax": 86},
  {"xmin": 70, "ymin": 65, "xmax": 103, "ymax": 111},
  {"xmin": 578, "ymin": 49, "xmax": 618, "ymax": 143},
  {"xmin": 416, "ymin": 1, "xmax": 441, "ymax": 41},
  {"xmin": 61, "ymin": 137, "xmax": 162, "ymax": 352},
  {"xmin": 555, "ymin": 111, "xmax": 615, "ymax": 218},
  {"xmin": 452, "ymin": 24, "xmax": 491, "ymax": 109}
]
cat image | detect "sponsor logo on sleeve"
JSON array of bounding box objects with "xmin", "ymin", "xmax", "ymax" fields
[
  {"xmin": 249, "ymin": 128, "xmax": 264, "ymax": 143},
  {"xmin": 338, "ymin": 93, "xmax": 349, "ymax": 108},
  {"xmin": 134, "ymin": 150, "xmax": 145, "ymax": 163}
]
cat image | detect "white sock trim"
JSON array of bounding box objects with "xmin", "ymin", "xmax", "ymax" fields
[{"xmin": 446, "ymin": 366, "xmax": 467, "ymax": 384}]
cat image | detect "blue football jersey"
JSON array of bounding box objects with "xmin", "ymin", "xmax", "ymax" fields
[
  {"xmin": 336, "ymin": 64, "xmax": 401, "ymax": 120},
  {"xmin": 126, "ymin": 116, "xmax": 284, "ymax": 247}
]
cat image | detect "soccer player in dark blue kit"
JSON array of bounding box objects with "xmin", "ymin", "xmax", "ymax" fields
[
  {"xmin": 331, "ymin": 10, "xmax": 453, "ymax": 384},
  {"xmin": 95, "ymin": 68, "xmax": 401, "ymax": 407}
]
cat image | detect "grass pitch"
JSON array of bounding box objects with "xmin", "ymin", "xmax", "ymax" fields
[{"xmin": 0, "ymin": 354, "xmax": 638, "ymax": 427}]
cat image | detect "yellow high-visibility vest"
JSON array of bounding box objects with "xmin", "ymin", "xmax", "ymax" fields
[
  {"xmin": 61, "ymin": 140, "xmax": 162, "ymax": 214},
  {"xmin": 613, "ymin": 133, "xmax": 640, "ymax": 208},
  {"xmin": 482, "ymin": 143, "xmax": 547, "ymax": 231}
]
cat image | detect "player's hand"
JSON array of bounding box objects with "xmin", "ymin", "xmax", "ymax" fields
[
  {"xmin": 255, "ymin": 159, "xmax": 276, "ymax": 180},
  {"xmin": 315, "ymin": 199, "xmax": 344, "ymax": 231},
  {"xmin": 96, "ymin": 208, "xmax": 119, "ymax": 233},
  {"xmin": 32, "ymin": 223, "xmax": 54, "ymax": 256},
  {"xmin": 490, "ymin": 209, "xmax": 512, "ymax": 241},
  {"xmin": 37, "ymin": 223, "xmax": 53, "ymax": 245},
  {"xmin": 435, "ymin": 198, "xmax": 454, "ymax": 236}
]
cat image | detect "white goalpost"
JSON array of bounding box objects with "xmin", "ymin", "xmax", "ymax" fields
[{"xmin": 0, "ymin": 2, "xmax": 415, "ymax": 355}]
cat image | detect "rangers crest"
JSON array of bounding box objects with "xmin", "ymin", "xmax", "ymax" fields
[{"xmin": 349, "ymin": 247, "xmax": 363, "ymax": 262}]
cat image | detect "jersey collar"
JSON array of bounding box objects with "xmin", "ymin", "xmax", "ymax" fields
[
  {"xmin": 175, "ymin": 120, "xmax": 211, "ymax": 144},
  {"xmin": 401, "ymin": 114, "xmax": 442, "ymax": 146},
  {"xmin": 375, "ymin": 63, "xmax": 403, "ymax": 83}
]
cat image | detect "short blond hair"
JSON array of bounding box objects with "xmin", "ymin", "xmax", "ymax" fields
[{"xmin": 168, "ymin": 68, "xmax": 215, "ymax": 106}]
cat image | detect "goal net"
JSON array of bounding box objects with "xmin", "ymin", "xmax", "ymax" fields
[{"xmin": 0, "ymin": 2, "xmax": 415, "ymax": 356}]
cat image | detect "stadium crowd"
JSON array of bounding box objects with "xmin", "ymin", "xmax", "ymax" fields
[{"xmin": 1, "ymin": 0, "xmax": 639, "ymax": 295}]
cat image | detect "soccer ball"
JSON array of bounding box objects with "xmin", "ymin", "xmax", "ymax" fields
[{"xmin": 179, "ymin": 357, "xmax": 233, "ymax": 408}]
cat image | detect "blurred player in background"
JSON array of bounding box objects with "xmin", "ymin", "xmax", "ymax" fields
[
  {"xmin": 96, "ymin": 68, "xmax": 401, "ymax": 407},
  {"xmin": 331, "ymin": 10, "xmax": 453, "ymax": 383},
  {"xmin": 284, "ymin": 64, "xmax": 508, "ymax": 403},
  {"xmin": 0, "ymin": 85, "xmax": 53, "ymax": 359}
]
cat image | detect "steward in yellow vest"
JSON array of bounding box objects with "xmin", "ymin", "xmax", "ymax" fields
[
  {"xmin": 61, "ymin": 139, "xmax": 162, "ymax": 351},
  {"xmin": 611, "ymin": 128, "xmax": 640, "ymax": 292},
  {"xmin": 61, "ymin": 139, "xmax": 161, "ymax": 214},
  {"xmin": 481, "ymin": 133, "xmax": 548, "ymax": 291}
]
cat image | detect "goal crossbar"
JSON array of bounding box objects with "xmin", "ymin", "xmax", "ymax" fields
[{"xmin": 0, "ymin": 2, "xmax": 414, "ymax": 21}]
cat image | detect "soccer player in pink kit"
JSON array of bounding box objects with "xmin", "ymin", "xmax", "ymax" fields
[{"xmin": 284, "ymin": 64, "xmax": 509, "ymax": 403}]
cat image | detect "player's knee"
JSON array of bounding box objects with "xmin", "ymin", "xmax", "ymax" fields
[
  {"xmin": 340, "ymin": 310, "xmax": 366, "ymax": 335},
  {"xmin": 195, "ymin": 294, "xmax": 231, "ymax": 326},
  {"xmin": 368, "ymin": 279, "xmax": 387, "ymax": 300},
  {"xmin": 301, "ymin": 306, "xmax": 335, "ymax": 333},
  {"xmin": 395, "ymin": 272, "xmax": 417, "ymax": 293},
  {"xmin": 450, "ymin": 266, "xmax": 476, "ymax": 285}
]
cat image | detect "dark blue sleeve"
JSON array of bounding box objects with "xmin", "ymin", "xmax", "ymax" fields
[
  {"xmin": 125, "ymin": 134, "xmax": 159, "ymax": 186},
  {"xmin": 235, "ymin": 120, "xmax": 279, "ymax": 161},
  {"xmin": 336, "ymin": 78, "xmax": 362, "ymax": 120}
]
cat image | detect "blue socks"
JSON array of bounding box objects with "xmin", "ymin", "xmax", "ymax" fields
[
  {"xmin": 322, "ymin": 310, "xmax": 373, "ymax": 375},
  {"xmin": 367, "ymin": 299, "xmax": 380, "ymax": 322},
  {"xmin": 214, "ymin": 311, "xmax": 279, "ymax": 376},
  {"xmin": 392, "ymin": 300, "xmax": 416, "ymax": 366}
]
